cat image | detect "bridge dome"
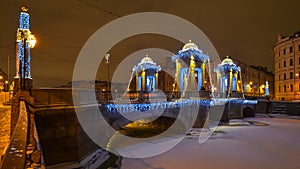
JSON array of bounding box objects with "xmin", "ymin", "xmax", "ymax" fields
[
  {"xmin": 140, "ymin": 55, "xmax": 154, "ymax": 64},
  {"xmin": 221, "ymin": 56, "xmax": 234, "ymax": 65},
  {"xmin": 182, "ymin": 40, "xmax": 199, "ymax": 51}
]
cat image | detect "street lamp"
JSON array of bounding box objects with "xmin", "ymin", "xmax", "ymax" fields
[
  {"xmin": 17, "ymin": 29, "xmax": 36, "ymax": 90},
  {"xmin": 105, "ymin": 53, "xmax": 110, "ymax": 102},
  {"xmin": 15, "ymin": 6, "xmax": 36, "ymax": 92}
]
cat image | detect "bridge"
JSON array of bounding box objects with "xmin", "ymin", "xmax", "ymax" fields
[{"xmin": 0, "ymin": 87, "xmax": 260, "ymax": 168}]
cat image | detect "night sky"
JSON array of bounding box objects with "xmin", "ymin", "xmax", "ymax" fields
[{"xmin": 0, "ymin": 0, "xmax": 300, "ymax": 87}]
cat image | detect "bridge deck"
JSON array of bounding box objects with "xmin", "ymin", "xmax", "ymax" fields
[{"xmin": 0, "ymin": 106, "xmax": 11, "ymax": 158}]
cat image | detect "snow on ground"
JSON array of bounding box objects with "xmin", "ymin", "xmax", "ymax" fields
[
  {"xmin": 121, "ymin": 117, "xmax": 300, "ymax": 169},
  {"xmin": 0, "ymin": 106, "xmax": 11, "ymax": 157}
]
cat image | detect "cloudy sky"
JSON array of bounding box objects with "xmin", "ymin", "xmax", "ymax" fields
[{"xmin": 0, "ymin": 0, "xmax": 299, "ymax": 87}]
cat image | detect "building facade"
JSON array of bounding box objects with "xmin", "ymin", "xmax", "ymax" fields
[
  {"xmin": 232, "ymin": 60, "xmax": 274, "ymax": 98},
  {"xmin": 274, "ymin": 31, "xmax": 300, "ymax": 100}
]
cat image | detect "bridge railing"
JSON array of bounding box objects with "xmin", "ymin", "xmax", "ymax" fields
[{"xmin": 0, "ymin": 101, "xmax": 28, "ymax": 169}]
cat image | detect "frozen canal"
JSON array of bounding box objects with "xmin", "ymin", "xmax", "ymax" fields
[{"xmin": 120, "ymin": 117, "xmax": 300, "ymax": 169}]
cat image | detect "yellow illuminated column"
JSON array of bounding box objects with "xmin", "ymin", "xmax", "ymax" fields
[
  {"xmin": 155, "ymin": 71, "xmax": 158, "ymax": 91},
  {"xmin": 217, "ymin": 71, "xmax": 221, "ymax": 92},
  {"xmin": 142, "ymin": 70, "xmax": 146, "ymax": 92},
  {"xmin": 234, "ymin": 73, "xmax": 238, "ymax": 92},
  {"xmin": 175, "ymin": 59, "xmax": 181, "ymax": 92},
  {"xmin": 228, "ymin": 69, "xmax": 233, "ymax": 98},
  {"xmin": 190, "ymin": 55, "xmax": 196, "ymax": 91},
  {"xmin": 135, "ymin": 73, "xmax": 139, "ymax": 91},
  {"xmin": 201, "ymin": 62, "xmax": 206, "ymax": 87}
]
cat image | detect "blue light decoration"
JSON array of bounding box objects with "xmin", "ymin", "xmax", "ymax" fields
[
  {"xmin": 171, "ymin": 46, "xmax": 209, "ymax": 62},
  {"xmin": 265, "ymin": 81, "xmax": 269, "ymax": 96},
  {"xmin": 105, "ymin": 99, "xmax": 211, "ymax": 113},
  {"xmin": 226, "ymin": 99, "xmax": 258, "ymax": 105},
  {"xmin": 19, "ymin": 10, "xmax": 30, "ymax": 29},
  {"xmin": 104, "ymin": 98, "xmax": 257, "ymax": 114},
  {"xmin": 133, "ymin": 56, "xmax": 161, "ymax": 73},
  {"xmin": 194, "ymin": 68, "xmax": 202, "ymax": 90},
  {"xmin": 15, "ymin": 6, "xmax": 36, "ymax": 79},
  {"xmin": 147, "ymin": 75, "xmax": 155, "ymax": 91},
  {"xmin": 232, "ymin": 76, "xmax": 237, "ymax": 91},
  {"xmin": 215, "ymin": 63, "xmax": 241, "ymax": 73}
]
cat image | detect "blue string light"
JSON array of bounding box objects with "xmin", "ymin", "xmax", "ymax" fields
[
  {"xmin": 133, "ymin": 62, "xmax": 161, "ymax": 73},
  {"xmin": 104, "ymin": 99, "xmax": 256, "ymax": 114},
  {"xmin": 172, "ymin": 49, "xmax": 209, "ymax": 62}
]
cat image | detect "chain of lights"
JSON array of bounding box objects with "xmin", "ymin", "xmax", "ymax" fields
[
  {"xmin": 133, "ymin": 62, "xmax": 161, "ymax": 73},
  {"xmin": 104, "ymin": 98, "xmax": 257, "ymax": 113},
  {"xmin": 215, "ymin": 64, "xmax": 241, "ymax": 73},
  {"xmin": 105, "ymin": 99, "xmax": 211, "ymax": 113},
  {"xmin": 172, "ymin": 48, "xmax": 209, "ymax": 62}
]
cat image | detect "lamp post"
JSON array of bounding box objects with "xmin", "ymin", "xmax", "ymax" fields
[
  {"xmin": 105, "ymin": 54, "xmax": 110, "ymax": 102},
  {"xmin": 16, "ymin": 6, "xmax": 36, "ymax": 92},
  {"xmin": 17, "ymin": 30, "xmax": 36, "ymax": 91}
]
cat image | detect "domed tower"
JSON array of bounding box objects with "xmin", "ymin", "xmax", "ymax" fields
[
  {"xmin": 214, "ymin": 56, "xmax": 243, "ymax": 98},
  {"xmin": 131, "ymin": 55, "xmax": 161, "ymax": 92},
  {"xmin": 172, "ymin": 40, "xmax": 209, "ymax": 93}
]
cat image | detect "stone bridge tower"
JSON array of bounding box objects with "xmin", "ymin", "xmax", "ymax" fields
[
  {"xmin": 172, "ymin": 40, "xmax": 210, "ymax": 94},
  {"xmin": 214, "ymin": 56, "xmax": 244, "ymax": 98}
]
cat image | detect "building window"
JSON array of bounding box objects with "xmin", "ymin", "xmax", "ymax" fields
[
  {"xmin": 283, "ymin": 48, "xmax": 286, "ymax": 55},
  {"xmin": 278, "ymin": 85, "xmax": 280, "ymax": 92},
  {"xmin": 290, "ymin": 58, "xmax": 293, "ymax": 66},
  {"xmin": 299, "ymin": 44, "xmax": 300, "ymax": 51},
  {"xmin": 279, "ymin": 62, "xmax": 280, "ymax": 68},
  {"xmin": 290, "ymin": 72, "xmax": 293, "ymax": 79},
  {"xmin": 284, "ymin": 85, "xmax": 286, "ymax": 92},
  {"xmin": 283, "ymin": 60, "xmax": 286, "ymax": 67},
  {"xmin": 290, "ymin": 46, "xmax": 293, "ymax": 53},
  {"xmin": 284, "ymin": 73, "xmax": 286, "ymax": 80},
  {"xmin": 279, "ymin": 74, "xmax": 281, "ymax": 80},
  {"xmin": 290, "ymin": 84, "xmax": 293, "ymax": 92},
  {"xmin": 298, "ymin": 56, "xmax": 300, "ymax": 65}
]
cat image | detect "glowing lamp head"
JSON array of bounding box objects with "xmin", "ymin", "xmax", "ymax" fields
[{"xmin": 27, "ymin": 34, "xmax": 36, "ymax": 48}]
